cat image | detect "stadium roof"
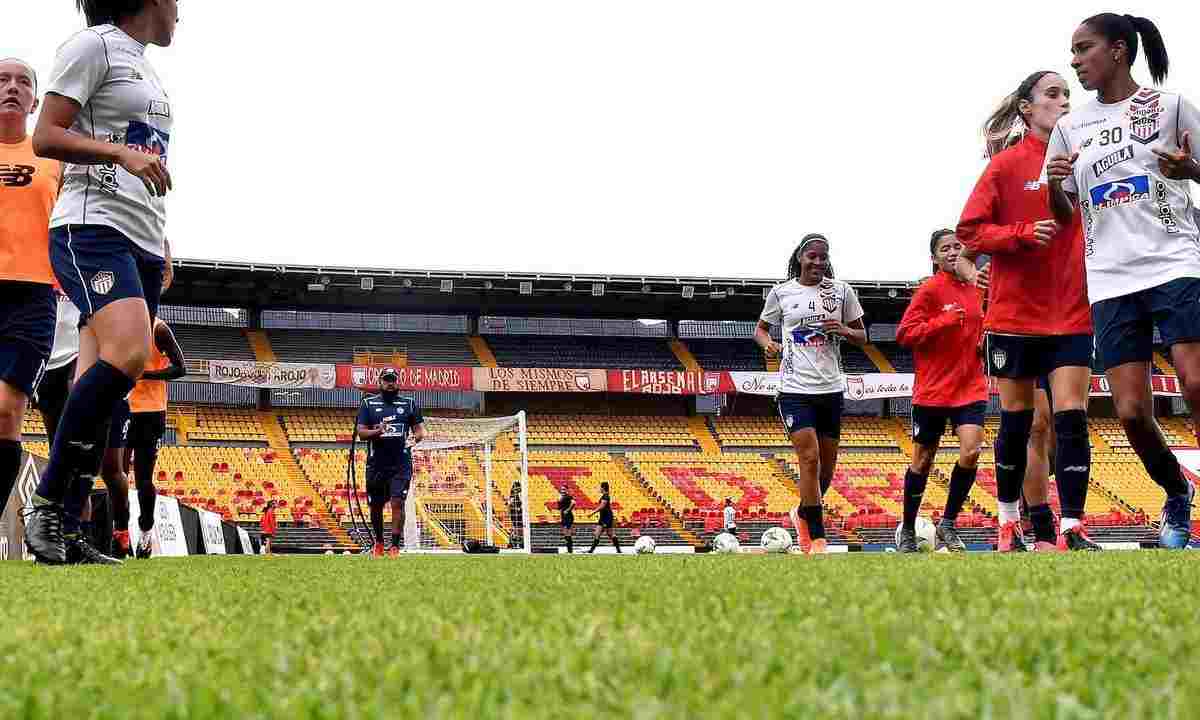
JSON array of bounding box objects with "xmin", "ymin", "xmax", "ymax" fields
[{"xmin": 169, "ymin": 258, "xmax": 918, "ymax": 322}]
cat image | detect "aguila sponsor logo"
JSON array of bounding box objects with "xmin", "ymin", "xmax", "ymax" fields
[{"xmin": 1091, "ymin": 146, "xmax": 1134, "ymax": 177}]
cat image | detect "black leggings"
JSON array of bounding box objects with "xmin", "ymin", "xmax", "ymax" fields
[{"xmin": 35, "ymin": 360, "xmax": 74, "ymax": 447}]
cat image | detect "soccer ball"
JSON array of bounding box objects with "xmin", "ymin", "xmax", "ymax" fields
[
  {"xmin": 634, "ymin": 535, "xmax": 657, "ymax": 554},
  {"xmin": 760, "ymin": 526, "xmax": 793, "ymax": 553},
  {"xmin": 713, "ymin": 532, "xmax": 741, "ymax": 553},
  {"xmin": 894, "ymin": 516, "xmax": 937, "ymax": 552}
]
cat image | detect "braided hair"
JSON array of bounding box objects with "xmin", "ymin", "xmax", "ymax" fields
[{"xmin": 787, "ymin": 234, "xmax": 834, "ymax": 281}]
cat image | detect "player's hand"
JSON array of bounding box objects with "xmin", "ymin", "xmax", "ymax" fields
[
  {"xmin": 818, "ymin": 319, "xmax": 850, "ymax": 337},
  {"xmin": 1046, "ymin": 152, "xmax": 1077, "ymax": 185},
  {"xmin": 118, "ymin": 146, "xmax": 172, "ymax": 197},
  {"xmin": 1029, "ymin": 219, "xmax": 1058, "ymax": 247},
  {"xmin": 972, "ymin": 262, "xmax": 990, "ymax": 291},
  {"xmin": 1152, "ymin": 132, "xmax": 1200, "ymax": 180},
  {"xmin": 943, "ymin": 303, "xmax": 966, "ymax": 325},
  {"xmin": 162, "ymin": 260, "xmax": 174, "ymax": 292},
  {"xmin": 762, "ymin": 340, "xmax": 782, "ymax": 357}
]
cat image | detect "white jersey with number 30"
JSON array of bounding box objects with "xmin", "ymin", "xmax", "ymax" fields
[
  {"xmin": 760, "ymin": 278, "xmax": 864, "ymax": 395},
  {"xmin": 1045, "ymin": 88, "xmax": 1200, "ymax": 304}
]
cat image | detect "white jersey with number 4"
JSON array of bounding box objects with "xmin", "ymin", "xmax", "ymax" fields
[
  {"xmin": 760, "ymin": 278, "xmax": 864, "ymax": 395},
  {"xmin": 1045, "ymin": 88, "xmax": 1200, "ymax": 304}
]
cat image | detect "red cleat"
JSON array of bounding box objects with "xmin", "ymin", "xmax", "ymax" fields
[
  {"xmin": 388, "ymin": 546, "xmax": 400, "ymax": 558},
  {"xmin": 997, "ymin": 521, "xmax": 1028, "ymax": 552},
  {"xmin": 808, "ymin": 537, "xmax": 828, "ymax": 555},
  {"xmin": 789, "ymin": 507, "xmax": 812, "ymax": 554},
  {"xmin": 112, "ymin": 530, "xmax": 131, "ymax": 557},
  {"xmin": 1033, "ymin": 539, "xmax": 1064, "ymax": 553},
  {"xmin": 371, "ymin": 542, "xmax": 385, "ymax": 558}
]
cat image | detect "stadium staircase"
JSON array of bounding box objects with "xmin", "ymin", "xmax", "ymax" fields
[
  {"xmin": 245, "ymin": 330, "xmax": 277, "ymax": 362},
  {"xmin": 1153, "ymin": 352, "xmax": 1175, "ymax": 375},
  {"xmin": 469, "ymin": 336, "xmax": 497, "ymax": 367},
  {"xmin": 689, "ymin": 416, "xmax": 721, "ymax": 455},
  {"xmin": 884, "ymin": 418, "xmax": 914, "ymax": 456},
  {"xmin": 171, "ymin": 406, "xmax": 195, "ymax": 446},
  {"xmin": 765, "ymin": 353, "xmax": 779, "ymax": 373},
  {"xmin": 257, "ymin": 411, "xmax": 354, "ymax": 549},
  {"xmin": 862, "ymin": 344, "xmax": 896, "ymax": 373},
  {"xmin": 669, "ymin": 340, "xmax": 701, "ymax": 371},
  {"xmin": 612, "ymin": 453, "xmax": 703, "ymax": 546}
]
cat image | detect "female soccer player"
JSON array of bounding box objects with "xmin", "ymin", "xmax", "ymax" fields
[
  {"xmin": 895, "ymin": 230, "xmax": 987, "ymax": 553},
  {"xmin": 754, "ymin": 235, "xmax": 866, "ymax": 554},
  {"xmin": 26, "ymin": 0, "xmax": 179, "ymax": 564},
  {"xmin": 1045, "ymin": 14, "xmax": 1200, "ymax": 548},
  {"xmin": 0, "ymin": 58, "xmax": 61, "ymax": 536},
  {"xmin": 587, "ymin": 481, "xmax": 621, "ymax": 553},
  {"xmin": 260, "ymin": 500, "xmax": 278, "ymax": 556},
  {"xmin": 957, "ymin": 69, "xmax": 1101, "ymax": 552},
  {"xmin": 557, "ymin": 486, "xmax": 575, "ymax": 553}
]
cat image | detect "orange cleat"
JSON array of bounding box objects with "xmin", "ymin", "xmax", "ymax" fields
[
  {"xmin": 388, "ymin": 546, "xmax": 401, "ymax": 558},
  {"xmin": 1033, "ymin": 539, "xmax": 1064, "ymax": 553},
  {"xmin": 808, "ymin": 537, "xmax": 828, "ymax": 555},
  {"xmin": 789, "ymin": 506, "xmax": 812, "ymax": 554},
  {"xmin": 997, "ymin": 521, "xmax": 1028, "ymax": 552},
  {"xmin": 371, "ymin": 542, "xmax": 385, "ymax": 558},
  {"xmin": 112, "ymin": 530, "xmax": 131, "ymax": 557}
]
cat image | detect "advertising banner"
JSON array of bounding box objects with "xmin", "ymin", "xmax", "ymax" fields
[
  {"xmin": 607, "ymin": 370, "xmax": 728, "ymax": 395},
  {"xmin": 339, "ymin": 365, "xmax": 474, "ymax": 391},
  {"xmin": 472, "ymin": 367, "xmax": 608, "ymax": 393},
  {"xmin": 0, "ymin": 454, "xmax": 42, "ymax": 561},
  {"xmin": 129, "ymin": 492, "xmax": 189, "ymax": 557},
  {"xmin": 198, "ymin": 509, "xmax": 227, "ymax": 554},
  {"xmin": 209, "ymin": 360, "xmax": 336, "ymax": 390}
]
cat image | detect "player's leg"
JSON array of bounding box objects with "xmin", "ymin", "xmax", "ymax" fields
[
  {"xmin": 1023, "ymin": 382, "xmax": 1057, "ymax": 548},
  {"xmin": 35, "ymin": 359, "xmax": 73, "ymax": 454},
  {"xmin": 28, "ymin": 230, "xmax": 153, "ymax": 563},
  {"xmin": 988, "ymin": 334, "xmax": 1040, "ymax": 552},
  {"xmin": 1047, "ymin": 359, "xmax": 1100, "ymax": 551},
  {"xmin": 365, "ymin": 466, "xmax": 387, "ymax": 557},
  {"xmin": 129, "ymin": 412, "xmax": 165, "ymax": 558},
  {"xmin": 938, "ymin": 406, "xmax": 984, "ymax": 553},
  {"xmin": 0, "ymin": 282, "xmax": 54, "ymax": 517},
  {"xmin": 609, "ymin": 523, "xmax": 621, "ymax": 553},
  {"xmin": 389, "ymin": 494, "xmax": 405, "ymax": 557},
  {"xmin": 1098, "ymin": 287, "xmax": 1192, "ymax": 548},
  {"xmin": 901, "ymin": 406, "xmax": 944, "ymax": 553},
  {"xmin": 563, "ymin": 521, "xmax": 573, "ymax": 553},
  {"xmin": 99, "ymin": 398, "xmax": 132, "ymax": 556},
  {"xmin": 806, "ymin": 394, "xmax": 843, "ymax": 554}
]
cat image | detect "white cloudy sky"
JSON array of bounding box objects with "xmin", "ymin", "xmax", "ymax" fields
[{"xmin": 8, "ymin": 2, "xmax": 1200, "ymax": 281}]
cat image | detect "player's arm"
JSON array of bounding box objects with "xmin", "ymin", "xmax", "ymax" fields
[
  {"xmin": 162, "ymin": 237, "xmax": 174, "ymax": 293},
  {"xmin": 896, "ymin": 284, "xmax": 958, "ymax": 348},
  {"xmin": 820, "ymin": 287, "xmax": 867, "ymax": 347},
  {"xmin": 754, "ymin": 287, "xmax": 784, "ymax": 358},
  {"xmin": 1044, "ymin": 122, "xmax": 1079, "ymax": 225},
  {"xmin": 355, "ymin": 401, "xmax": 382, "ymax": 439},
  {"xmin": 140, "ymin": 322, "xmax": 187, "ymax": 381},
  {"xmin": 958, "ymin": 163, "xmax": 1055, "ymax": 254},
  {"xmin": 33, "ymin": 32, "xmax": 170, "ymax": 195}
]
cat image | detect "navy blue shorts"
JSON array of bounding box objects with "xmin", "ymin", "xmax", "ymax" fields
[
  {"xmin": 128, "ymin": 411, "xmax": 167, "ymax": 449},
  {"xmin": 0, "ymin": 281, "xmax": 54, "ymax": 397},
  {"xmin": 50, "ymin": 225, "xmax": 165, "ymax": 327},
  {"xmin": 1092, "ymin": 277, "xmax": 1200, "ymax": 371},
  {"xmin": 109, "ymin": 398, "xmax": 131, "ymax": 450},
  {"xmin": 985, "ymin": 333, "xmax": 1094, "ymax": 379},
  {"xmin": 366, "ymin": 459, "xmax": 413, "ymax": 505},
  {"xmin": 777, "ymin": 392, "xmax": 843, "ymax": 440},
  {"xmin": 911, "ymin": 401, "xmax": 987, "ymax": 446}
]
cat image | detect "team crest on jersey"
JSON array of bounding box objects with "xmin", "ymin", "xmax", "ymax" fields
[
  {"xmin": 785, "ymin": 415, "xmax": 795, "ymax": 429},
  {"xmin": 991, "ymin": 349, "xmax": 1007, "ymax": 370},
  {"xmin": 912, "ymin": 423, "xmax": 920, "ymax": 438},
  {"xmin": 91, "ymin": 271, "xmax": 115, "ymax": 296},
  {"xmin": 822, "ymin": 296, "xmax": 838, "ymax": 313},
  {"xmin": 1127, "ymin": 90, "xmax": 1163, "ymax": 144}
]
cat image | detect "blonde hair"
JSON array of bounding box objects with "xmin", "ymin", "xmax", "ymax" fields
[{"xmin": 983, "ymin": 71, "xmax": 1055, "ymax": 158}]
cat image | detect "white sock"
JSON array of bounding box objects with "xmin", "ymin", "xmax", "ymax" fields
[
  {"xmin": 1060, "ymin": 517, "xmax": 1081, "ymax": 533},
  {"xmin": 998, "ymin": 501, "xmax": 1021, "ymax": 525}
]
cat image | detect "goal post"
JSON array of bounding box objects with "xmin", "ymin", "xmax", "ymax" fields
[{"xmin": 398, "ymin": 411, "xmax": 530, "ymax": 553}]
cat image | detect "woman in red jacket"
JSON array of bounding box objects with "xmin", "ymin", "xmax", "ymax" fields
[
  {"xmin": 260, "ymin": 500, "xmax": 278, "ymax": 556},
  {"xmin": 896, "ymin": 229, "xmax": 987, "ymax": 552},
  {"xmin": 956, "ymin": 70, "xmax": 1100, "ymax": 552}
]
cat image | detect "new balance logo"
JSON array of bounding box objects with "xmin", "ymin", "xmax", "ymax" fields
[
  {"xmin": 997, "ymin": 463, "xmax": 1016, "ymax": 471},
  {"xmin": 0, "ymin": 164, "xmax": 34, "ymax": 187},
  {"xmin": 1064, "ymin": 465, "xmax": 1090, "ymax": 473},
  {"xmin": 68, "ymin": 441, "xmax": 96, "ymax": 452}
]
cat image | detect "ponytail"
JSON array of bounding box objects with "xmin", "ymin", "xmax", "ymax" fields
[
  {"xmin": 982, "ymin": 71, "xmax": 1053, "ymax": 158},
  {"xmin": 1083, "ymin": 13, "xmax": 1169, "ymax": 85},
  {"xmin": 76, "ymin": 0, "xmax": 145, "ymax": 26}
]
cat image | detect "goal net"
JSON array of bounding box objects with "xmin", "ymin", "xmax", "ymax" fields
[{"xmin": 349, "ymin": 412, "xmax": 530, "ymax": 553}]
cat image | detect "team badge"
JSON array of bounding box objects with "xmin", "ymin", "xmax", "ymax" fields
[
  {"xmin": 991, "ymin": 349, "xmax": 1007, "ymax": 370},
  {"xmin": 912, "ymin": 424, "xmax": 920, "ymax": 438},
  {"xmin": 822, "ymin": 296, "xmax": 838, "ymax": 313},
  {"xmin": 91, "ymin": 271, "xmax": 115, "ymax": 295},
  {"xmin": 785, "ymin": 415, "xmax": 794, "ymax": 429},
  {"xmin": 573, "ymin": 373, "xmax": 593, "ymax": 391},
  {"xmin": 1127, "ymin": 89, "xmax": 1163, "ymax": 144},
  {"xmin": 846, "ymin": 375, "xmax": 865, "ymax": 401}
]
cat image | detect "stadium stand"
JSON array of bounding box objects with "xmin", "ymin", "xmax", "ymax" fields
[
  {"xmin": 873, "ymin": 342, "xmax": 913, "ymax": 372},
  {"xmin": 684, "ymin": 339, "xmax": 766, "ymax": 371},
  {"xmin": 171, "ymin": 325, "xmax": 257, "ymax": 360},
  {"xmin": 267, "ymin": 330, "xmax": 477, "ymax": 365},
  {"xmin": 526, "ymin": 415, "xmax": 696, "ymax": 447},
  {"xmin": 486, "ymin": 336, "xmax": 683, "ymax": 370}
]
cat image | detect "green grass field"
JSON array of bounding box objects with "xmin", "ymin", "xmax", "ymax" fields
[{"xmin": 1, "ymin": 552, "xmax": 1198, "ymax": 719}]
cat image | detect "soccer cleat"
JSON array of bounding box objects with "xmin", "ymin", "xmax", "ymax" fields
[
  {"xmin": 1062, "ymin": 525, "xmax": 1103, "ymax": 551},
  {"xmin": 22, "ymin": 502, "xmax": 67, "ymax": 565},
  {"xmin": 66, "ymin": 535, "xmax": 123, "ymax": 565},
  {"xmin": 371, "ymin": 542, "xmax": 385, "ymax": 558},
  {"xmin": 112, "ymin": 530, "xmax": 131, "ymax": 558},
  {"xmin": 935, "ymin": 522, "xmax": 967, "ymax": 553},
  {"xmin": 388, "ymin": 546, "xmax": 401, "ymax": 558},
  {"xmin": 136, "ymin": 530, "xmax": 153, "ymax": 559},
  {"xmin": 896, "ymin": 527, "xmax": 920, "ymax": 553},
  {"xmin": 807, "ymin": 537, "xmax": 828, "ymax": 555},
  {"xmin": 1033, "ymin": 539, "xmax": 1064, "ymax": 553},
  {"xmin": 789, "ymin": 506, "xmax": 812, "ymax": 554},
  {"xmin": 1159, "ymin": 480, "xmax": 1195, "ymax": 549},
  {"xmin": 997, "ymin": 521, "xmax": 1028, "ymax": 552}
]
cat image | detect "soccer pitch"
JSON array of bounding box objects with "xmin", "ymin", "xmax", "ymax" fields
[{"xmin": 1, "ymin": 552, "xmax": 1198, "ymax": 719}]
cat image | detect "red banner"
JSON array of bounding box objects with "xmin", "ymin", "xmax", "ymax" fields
[
  {"xmin": 608, "ymin": 370, "xmax": 728, "ymax": 395},
  {"xmin": 473, "ymin": 367, "xmax": 607, "ymax": 393},
  {"xmin": 337, "ymin": 365, "xmax": 473, "ymax": 391}
]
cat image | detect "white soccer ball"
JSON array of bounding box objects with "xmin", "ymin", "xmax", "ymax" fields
[
  {"xmin": 324, "ymin": 550, "xmax": 334, "ymax": 556},
  {"xmin": 895, "ymin": 516, "xmax": 937, "ymax": 552},
  {"xmin": 760, "ymin": 526, "xmax": 793, "ymax": 553},
  {"xmin": 713, "ymin": 532, "xmax": 741, "ymax": 554},
  {"xmin": 634, "ymin": 535, "xmax": 657, "ymax": 554}
]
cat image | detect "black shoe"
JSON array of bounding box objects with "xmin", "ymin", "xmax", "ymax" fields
[
  {"xmin": 936, "ymin": 522, "xmax": 967, "ymax": 552},
  {"xmin": 896, "ymin": 527, "xmax": 920, "ymax": 553},
  {"xmin": 1063, "ymin": 526, "xmax": 1103, "ymax": 551},
  {"xmin": 22, "ymin": 502, "xmax": 67, "ymax": 565},
  {"xmin": 65, "ymin": 535, "xmax": 124, "ymax": 565}
]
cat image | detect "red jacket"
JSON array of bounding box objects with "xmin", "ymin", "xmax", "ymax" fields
[
  {"xmin": 896, "ymin": 270, "xmax": 987, "ymax": 407},
  {"xmin": 261, "ymin": 509, "xmax": 277, "ymax": 536},
  {"xmin": 957, "ymin": 134, "xmax": 1091, "ymax": 336}
]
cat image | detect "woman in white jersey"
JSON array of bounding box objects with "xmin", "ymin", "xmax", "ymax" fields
[
  {"xmin": 26, "ymin": 0, "xmax": 178, "ymax": 564},
  {"xmin": 755, "ymin": 235, "xmax": 866, "ymax": 554},
  {"xmin": 1046, "ymin": 13, "xmax": 1200, "ymax": 549}
]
